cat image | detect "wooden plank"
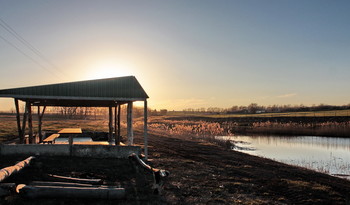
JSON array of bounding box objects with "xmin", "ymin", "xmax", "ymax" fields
[
  {"xmin": 47, "ymin": 174, "xmax": 102, "ymax": 185},
  {"xmin": 30, "ymin": 181, "xmax": 99, "ymax": 187}
]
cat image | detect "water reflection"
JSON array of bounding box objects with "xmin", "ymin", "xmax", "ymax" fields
[{"xmin": 216, "ymin": 135, "xmax": 350, "ymax": 179}]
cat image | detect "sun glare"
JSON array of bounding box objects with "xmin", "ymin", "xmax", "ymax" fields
[{"xmin": 86, "ymin": 61, "xmax": 133, "ymax": 80}]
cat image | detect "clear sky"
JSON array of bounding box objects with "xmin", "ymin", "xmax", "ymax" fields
[{"xmin": 0, "ymin": 0, "xmax": 349, "ymax": 111}]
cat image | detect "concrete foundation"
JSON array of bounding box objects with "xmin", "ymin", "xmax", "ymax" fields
[{"xmin": 0, "ymin": 145, "xmax": 141, "ymax": 158}]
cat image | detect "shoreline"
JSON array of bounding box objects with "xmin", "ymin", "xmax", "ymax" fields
[{"xmin": 142, "ymin": 130, "xmax": 350, "ymax": 204}]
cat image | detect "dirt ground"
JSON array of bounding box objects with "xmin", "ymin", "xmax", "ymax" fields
[
  {"xmin": 136, "ymin": 130, "xmax": 350, "ymax": 204},
  {"xmin": 1, "ymin": 129, "xmax": 350, "ymax": 204}
]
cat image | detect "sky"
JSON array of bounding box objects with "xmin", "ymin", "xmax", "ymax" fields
[{"xmin": 0, "ymin": 0, "xmax": 349, "ymax": 111}]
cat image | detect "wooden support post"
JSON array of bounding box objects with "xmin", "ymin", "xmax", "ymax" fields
[
  {"xmin": 37, "ymin": 106, "xmax": 46, "ymax": 143},
  {"xmin": 114, "ymin": 106, "xmax": 117, "ymax": 145},
  {"xmin": 28, "ymin": 103, "xmax": 33, "ymax": 144},
  {"xmin": 108, "ymin": 107, "xmax": 113, "ymax": 143},
  {"xmin": 127, "ymin": 102, "xmax": 133, "ymax": 145},
  {"xmin": 117, "ymin": 104, "xmax": 121, "ymax": 145},
  {"xmin": 144, "ymin": 100, "xmax": 148, "ymax": 160},
  {"xmin": 37, "ymin": 106, "xmax": 41, "ymax": 143},
  {"xmin": 14, "ymin": 99, "xmax": 22, "ymax": 140},
  {"xmin": 21, "ymin": 103, "xmax": 28, "ymax": 144}
]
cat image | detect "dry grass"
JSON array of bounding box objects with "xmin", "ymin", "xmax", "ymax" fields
[
  {"xmin": 0, "ymin": 115, "xmax": 18, "ymax": 142},
  {"xmin": 0, "ymin": 114, "xmax": 129, "ymax": 143},
  {"xmin": 133, "ymin": 117, "xmax": 235, "ymax": 149}
]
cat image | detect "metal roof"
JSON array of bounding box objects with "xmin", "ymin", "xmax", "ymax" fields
[{"xmin": 0, "ymin": 76, "xmax": 148, "ymax": 106}]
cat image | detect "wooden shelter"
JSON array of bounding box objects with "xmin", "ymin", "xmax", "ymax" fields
[{"xmin": 0, "ymin": 76, "xmax": 149, "ymax": 159}]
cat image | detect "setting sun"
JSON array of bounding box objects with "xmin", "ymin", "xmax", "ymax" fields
[{"xmin": 85, "ymin": 61, "xmax": 134, "ymax": 80}]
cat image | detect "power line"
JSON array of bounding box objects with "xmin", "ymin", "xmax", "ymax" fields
[
  {"xmin": 0, "ymin": 34, "xmax": 63, "ymax": 79},
  {"xmin": 0, "ymin": 17, "xmax": 66, "ymax": 79},
  {"xmin": 0, "ymin": 18, "xmax": 66, "ymax": 75}
]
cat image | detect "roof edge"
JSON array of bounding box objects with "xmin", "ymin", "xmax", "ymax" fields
[{"xmin": 0, "ymin": 94, "xmax": 148, "ymax": 102}]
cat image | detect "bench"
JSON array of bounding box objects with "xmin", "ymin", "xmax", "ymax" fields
[{"xmin": 43, "ymin": 134, "xmax": 60, "ymax": 144}]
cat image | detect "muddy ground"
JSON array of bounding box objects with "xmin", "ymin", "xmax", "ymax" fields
[
  {"xmin": 138, "ymin": 130, "xmax": 350, "ymax": 204},
  {"xmin": 1, "ymin": 129, "xmax": 350, "ymax": 204}
]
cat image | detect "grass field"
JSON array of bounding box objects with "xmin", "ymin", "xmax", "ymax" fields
[
  {"xmin": 0, "ymin": 114, "xmax": 129, "ymax": 143},
  {"xmin": 1, "ymin": 108, "xmax": 350, "ymax": 143},
  {"xmin": 1, "ymin": 113, "xmax": 350, "ymax": 204}
]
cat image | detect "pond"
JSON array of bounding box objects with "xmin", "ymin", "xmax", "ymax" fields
[{"xmin": 216, "ymin": 135, "xmax": 350, "ymax": 180}]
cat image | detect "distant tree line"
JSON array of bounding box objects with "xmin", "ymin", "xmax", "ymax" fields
[
  {"xmin": 47, "ymin": 106, "xmax": 167, "ymax": 119},
  {"xmin": 6, "ymin": 105, "xmax": 168, "ymax": 119},
  {"xmin": 183, "ymin": 103, "xmax": 350, "ymax": 114}
]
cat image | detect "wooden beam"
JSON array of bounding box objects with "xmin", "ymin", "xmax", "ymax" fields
[
  {"xmin": 144, "ymin": 100, "xmax": 148, "ymax": 160},
  {"xmin": 117, "ymin": 104, "xmax": 121, "ymax": 145},
  {"xmin": 0, "ymin": 156, "xmax": 35, "ymax": 182},
  {"xmin": 127, "ymin": 102, "xmax": 133, "ymax": 145},
  {"xmin": 37, "ymin": 106, "xmax": 41, "ymax": 143},
  {"xmin": 30, "ymin": 181, "xmax": 98, "ymax": 187},
  {"xmin": 108, "ymin": 107, "xmax": 113, "ymax": 142},
  {"xmin": 14, "ymin": 99, "xmax": 22, "ymax": 140},
  {"xmin": 37, "ymin": 106, "xmax": 46, "ymax": 143},
  {"xmin": 114, "ymin": 106, "xmax": 117, "ymax": 145},
  {"xmin": 28, "ymin": 103, "xmax": 33, "ymax": 144}
]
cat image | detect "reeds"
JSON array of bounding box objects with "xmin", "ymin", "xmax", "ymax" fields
[
  {"xmin": 234, "ymin": 121, "xmax": 350, "ymax": 137},
  {"xmin": 144, "ymin": 120, "xmax": 228, "ymax": 137},
  {"xmin": 133, "ymin": 119, "xmax": 234, "ymax": 149}
]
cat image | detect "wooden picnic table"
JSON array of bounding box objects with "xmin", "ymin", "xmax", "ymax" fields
[
  {"xmin": 58, "ymin": 128, "xmax": 82, "ymax": 145},
  {"xmin": 58, "ymin": 128, "xmax": 82, "ymax": 134}
]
